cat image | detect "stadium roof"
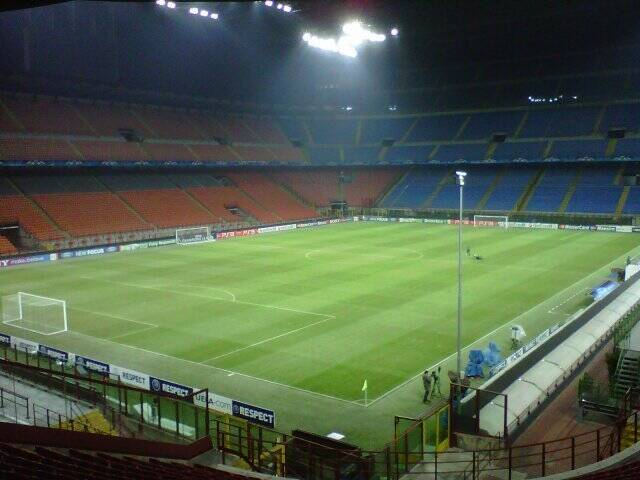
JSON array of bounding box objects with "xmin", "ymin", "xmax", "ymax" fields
[{"xmin": 1, "ymin": 0, "xmax": 639, "ymax": 107}]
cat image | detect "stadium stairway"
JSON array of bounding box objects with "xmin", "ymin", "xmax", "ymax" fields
[
  {"xmin": 613, "ymin": 349, "xmax": 640, "ymax": 398},
  {"xmin": 56, "ymin": 410, "xmax": 117, "ymax": 436},
  {"xmin": 0, "ymin": 235, "xmax": 18, "ymax": 255},
  {"xmin": 615, "ymin": 186, "xmax": 631, "ymax": 219},
  {"xmin": 558, "ymin": 167, "xmax": 583, "ymax": 213},
  {"xmin": 475, "ymin": 169, "xmax": 505, "ymax": 210},
  {"xmin": 4, "ymin": 178, "xmax": 69, "ymax": 239},
  {"xmin": 265, "ymin": 172, "xmax": 315, "ymax": 208},
  {"xmin": 515, "ymin": 168, "xmax": 544, "ymax": 212},
  {"xmin": 375, "ymin": 167, "xmax": 413, "ymax": 207},
  {"xmin": 92, "ymin": 176, "xmax": 153, "ymax": 228},
  {"xmin": 423, "ymin": 168, "xmax": 454, "ymax": 209}
]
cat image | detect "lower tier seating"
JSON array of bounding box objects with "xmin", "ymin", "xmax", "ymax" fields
[
  {"xmin": 228, "ymin": 172, "xmax": 317, "ymax": 220},
  {"xmin": 188, "ymin": 186, "xmax": 277, "ymax": 223},
  {"xmin": 273, "ymin": 168, "xmax": 401, "ymax": 208},
  {"xmin": 0, "ymin": 195, "xmax": 64, "ymax": 240},
  {"xmin": 0, "ymin": 236, "xmax": 18, "ymax": 255},
  {"xmin": 32, "ymin": 193, "xmax": 148, "ymax": 237},
  {"xmin": 118, "ymin": 189, "xmax": 215, "ymax": 228}
]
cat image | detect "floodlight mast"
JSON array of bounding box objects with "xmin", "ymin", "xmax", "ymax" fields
[{"xmin": 455, "ymin": 170, "xmax": 467, "ymax": 405}]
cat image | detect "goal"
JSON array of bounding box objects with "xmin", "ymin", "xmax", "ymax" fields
[
  {"xmin": 176, "ymin": 226, "xmax": 212, "ymax": 246},
  {"xmin": 473, "ymin": 215, "xmax": 509, "ymax": 228},
  {"xmin": 2, "ymin": 292, "xmax": 68, "ymax": 336}
]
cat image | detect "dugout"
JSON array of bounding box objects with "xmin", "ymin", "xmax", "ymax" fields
[
  {"xmin": 284, "ymin": 429, "xmax": 373, "ymax": 480},
  {"xmin": 453, "ymin": 270, "xmax": 640, "ymax": 444}
]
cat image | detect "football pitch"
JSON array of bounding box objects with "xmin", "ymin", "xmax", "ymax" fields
[{"xmin": 2, "ymin": 221, "xmax": 639, "ymax": 447}]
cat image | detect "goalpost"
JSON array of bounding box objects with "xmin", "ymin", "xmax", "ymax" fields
[
  {"xmin": 175, "ymin": 226, "xmax": 213, "ymax": 246},
  {"xmin": 473, "ymin": 215, "xmax": 509, "ymax": 228},
  {"xmin": 1, "ymin": 292, "xmax": 68, "ymax": 336}
]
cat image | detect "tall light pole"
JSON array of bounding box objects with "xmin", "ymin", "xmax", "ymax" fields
[{"xmin": 455, "ymin": 171, "xmax": 467, "ymax": 389}]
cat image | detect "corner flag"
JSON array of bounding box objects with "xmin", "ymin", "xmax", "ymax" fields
[{"xmin": 362, "ymin": 380, "xmax": 368, "ymax": 391}]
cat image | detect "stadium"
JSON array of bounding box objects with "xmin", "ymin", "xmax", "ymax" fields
[{"xmin": 1, "ymin": 0, "xmax": 640, "ymax": 478}]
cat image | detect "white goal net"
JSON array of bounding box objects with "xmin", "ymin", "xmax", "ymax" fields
[
  {"xmin": 2, "ymin": 292, "xmax": 68, "ymax": 336},
  {"xmin": 176, "ymin": 226, "xmax": 212, "ymax": 245},
  {"xmin": 473, "ymin": 215, "xmax": 509, "ymax": 228}
]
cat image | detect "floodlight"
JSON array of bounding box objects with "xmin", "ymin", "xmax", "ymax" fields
[
  {"xmin": 200, "ymin": 9, "xmax": 209, "ymax": 16},
  {"xmin": 265, "ymin": 0, "xmax": 273, "ymax": 5},
  {"xmin": 156, "ymin": 0, "xmax": 166, "ymax": 6},
  {"xmin": 391, "ymin": 27, "xmax": 399, "ymax": 36},
  {"xmin": 277, "ymin": 3, "xmax": 283, "ymax": 9},
  {"xmin": 166, "ymin": 1, "xmax": 176, "ymax": 8},
  {"xmin": 302, "ymin": 32, "xmax": 311, "ymax": 42},
  {"xmin": 283, "ymin": 4, "xmax": 292, "ymax": 12},
  {"xmin": 189, "ymin": 7, "xmax": 199, "ymax": 14},
  {"xmin": 210, "ymin": 13, "xmax": 219, "ymax": 19}
]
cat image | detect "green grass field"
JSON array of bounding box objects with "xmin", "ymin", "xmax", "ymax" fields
[{"xmin": 1, "ymin": 221, "xmax": 639, "ymax": 447}]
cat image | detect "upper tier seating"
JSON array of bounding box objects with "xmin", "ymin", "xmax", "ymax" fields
[
  {"xmin": 614, "ymin": 139, "xmax": 640, "ymax": 158},
  {"xmin": 277, "ymin": 117, "xmax": 309, "ymax": 143},
  {"xmin": 130, "ymin": 107, "xmax": 203, "ymax": 140},
  {"xmin": 548, "ymin": 139, "xmax": 607, "ymax": 159},
  {"xmin": 491, "ymin": 141, "xmax": 548, "ymax": 161},
  {"xmin": 242, "ymin": 117, "xmax": 288, "ymax": 144},
  {"xmin": 360, "ymin": 117, "xmax": 414, "ymax": 143},
  {"xmin": 385, "ymin": 145, "xmax": 434, "ymax": 164},
  {"xmin": 459, "ymin": 110, "xmax": 525, "ymax": 140},
  {"xmin": 72, "ymin": 140, "xmax": 150, "ymax": 162},
  {"xmin": 308, "ymin": 147, "xmax": 342, "ymax": 165},
  {"xmin": 307, "ymin": 118, "xmax": 358, "ymax": 144},
  {"xmin": 431, "ymin": 143, "xmax": 488, "ymax": 162},
  {"xmin": 0, "ymin": 195, "xmax": 64, "ymax": 240},
  {"xmin": 227, "ymin": 173, "xmax": 316, "ymax": 220},
  {"xmin": 72, "ymin": 102, "xmax": 153, "ymax": 137},
  {"xmin": 519, "ymin": 106, "xmax": 600, "ymax": 137},
  {"xmin": 0, "ymin": 443, "xmax": 250, "ymax": 480},
  {"xmin": 2, "ymin": 96, "xmax": 93, "ymax": 135},
  {"xmin": 143, "ymin": 143, "xmax": 198, "ymax": 162},
  {"xmin": 118, "ymin": 189, "xmax": 215, "ymax": 228},
  {"xmin": 32, "ymin": 193, "xmax": 148, "ymax": 236},
  {"xmin": 0, "ymin": 138, "xmax": 81, "ymax": 161},
  {"xmin": 232, "ymin": 146, "xmax": 275, "ymax": 162},
  {"xmin": 219, "ymin": 117, "xmax": 261, "ymax": 143},
  {"xmin": 343, "ymin": 147, "xmax": 382, "ymax": 164},
  {"xmin": 269, "ymin": 145, "xmax": 305, "ymax": 162},
  {"xmin": 406, "ymin": 114, "xmax": 467, "ymax": 142},
  {"xmin": 600, "ymin": 103, "xmax": 640, "ymax": 133},
  {"xmin": 188, "ymin": 144, "xmax": 237, "ymax": 162}
]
